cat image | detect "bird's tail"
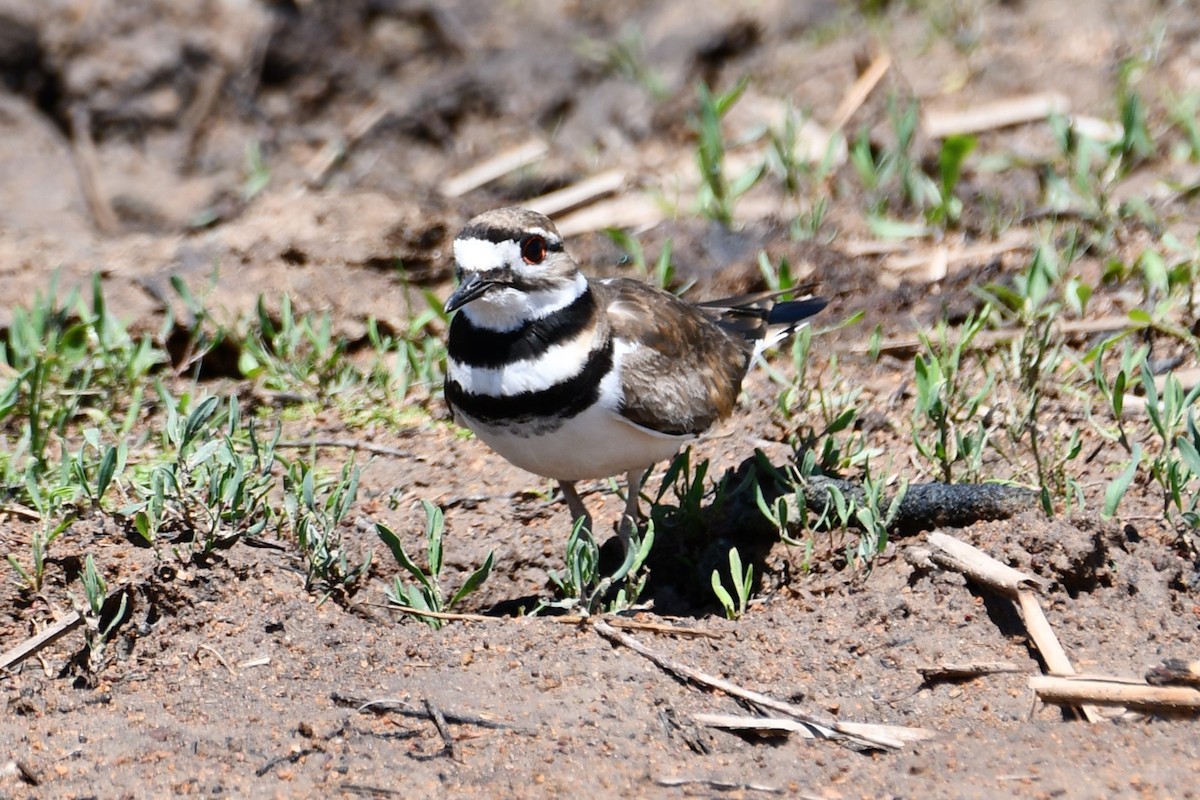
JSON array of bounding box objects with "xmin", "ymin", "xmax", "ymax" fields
[
  {"xmin": 698, "ymin": 290, "xmax": 828, "ymax": 358},
  {"xmin": 757, "ymin": 296, "xmax": 828, "ymax": 355}
]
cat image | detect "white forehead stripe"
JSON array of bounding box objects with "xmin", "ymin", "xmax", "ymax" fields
[{"xmin": 454, "ymin": 237, "xmax": 520, "ymax": 273}]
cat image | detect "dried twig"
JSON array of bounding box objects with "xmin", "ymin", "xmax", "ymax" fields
[
  {"xmin": 0, "ymin": 503, "xmax": 41, "ymax": 521},
  {"xmin": 601, "ymin": 618, "xmax": 722, "ymax": 639},
  {"xmin": 883, "ymin": 230, "xmax": 1035, "ymax": 275},
  {"xmin": 180, "ymin": 63, "xmax": 228, "ymax": 169},
  {"xmin": 238, "ymin": 655, "xmax": 271, "ymax": 669},
  {"xmin": 256, "ymin": 746, "xmax": 320, "ymax": 778},
  {"xmin": 424, "ymin": 698, "xmax": 457, "ymax": 760},
  {"xmin": 387, "ymin": 605, "xmax": 494, "ymax": 623},
  {"xmin": 553, "ymin": 194, "xmax": 665, "ymax": 238},
  {"xmin": 656, "ymin": 775, "xmax": 785, "ymax": 794},
  {"xmin": 440, "ymin": 139, "xmax": 548, "ymax": 197},
  {"xmin": 924, "ymin": 531, "xmax": 1047, "ymax": 596},
  {"xmin": 194, "ymin": 644, "xmax": 237, "ymax": 676},
  {"xmin": 693, "ymin": 712, "xmax": 816, "ymax": 738},
  {"xmin": 526, "ymin": 170, "xmax": 626, "ymax": 217},
  {"xmin": 0, "ymin": 612, "xmax": 83, "ymax": 671},
  {"xmin": 1031, "ymin": 676, "xmax": 1200, "ymax": 711},
  {"xmin": 305, "ymin": 101, "xmax": 390, "ymax": 186},
  {"xmin": 917, "ymin": 662, "xmax": 1025, "ymax": 682},
  {"xmin": 384, "ymin": 604, "xmax": 721, "ymax": 639},
  {"xmin": 69, "ymin": 103, "xmax": 119, "ymax": 234},
  {"xmin": 275, "ymin": 438, "xmax": 416, "ymax": 459},
  {"xmin": 341, "ymin": 693, "xmax": 530, "ymax": 732},
  {"xmin": 921, "ymin": 532, "xmax": 1102, "ymax": 723},
  {"xmin": 829, "ymin": 51, "xmax": 891, "ymax": 132},
  {"xmin": 593, "ymin": 620, "xmax": 934, "ymax": 750},
  {"xmin": 1147, "ymin": 368, "xmax": 1200, "ymax": 395},
  {"xmin": 923, "ymin": 92, "xmax": 1069, "ymax": 138},
  {"xmin": 840, "ymin": 239, "xmax": 911, "ymax": 257},
  {"xmin": 340, "ymin": 786, "xmax": 405, "ymax": 796},
  {"xmin": 1070, "ymin": 115, "xmax": 1123, "ymax": 143},
  {"xmin": 340, "ymin": 785, "xmax": 403, "ymax": 798}
]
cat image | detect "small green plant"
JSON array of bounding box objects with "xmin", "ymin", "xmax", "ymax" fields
[
  {"xmin": 544, "ymin": 517, "xmax": 655, "ymax": 615},
  {"xmin": 577, "ymin": 28, "xmax": 668, "ymax": 100},
  {"xmin": 1165, "ymin": 91, "xmax": 1200, "ymax": 163},
  {"xmin": 1103, "ymin": 444, "xmax": 1142, "ymax": 520},
  {"xmin": 757, "ymin": 252, "xmax": 798, "ymax": 293},
  {"xmin": 1173, "ymin": 410, "xmax": 1200, "ymax": 530},
  {"xmin": 123, "ymin": 392, "xmax": 278, "ymax": 553},
  {"xmin": 605, "ymin": 229, "xmax": 677, "ymax": 291},
  {"xmin": 242, "ymin": 141, "xmax": 271, "ymax": 202},
  {"xmin": 929, "ymin": 134, "xmax": 977, "ymax": 227},
  {"xmin": 546, "ymin": 517, "xmax": 600, "ymax": 608},
  {"xmin": 851, "ymin": 98, "xmax": 937, "ymax": 220},
  {"xmin": 163, "ymin": 270, "xmax": 230, "ymax": 379},
  {"xmin": 71, "ymin": 429, "xmax": 127, "ymax": 510},
  {"xmin": 711, "ymin": 547, "xmax": 753, "ymax": 619},
  {"xmin": 361, "ymin": 284, "xmax": 450, "ymax": 415},
  {"xmin": 766, "ymin": 324, "xmax": 873, "ymax": 474},
  {"xmin": 377, "ymin": 501, "xmax": 494, "ymax": 629},
  {"xmin": 766, "ymin": 103, "xmax": 810, "ymax": 197},
  {"xmin": 239, "ymin": 296, "xmax": 356, "ymax": 400},
  {"xmin": 692, "ymin": 78, "xmax": 761, "ymax": 226},
  {"xmin": 848, "ymin": 468, "xmax": 907, "ymax": 569},
  {"xmin": 232, "ymin": 287, "xmax": 449, "ymax": 424},
  {"xmin": 0, "ymin": 274, "xmax": 162, "ymax": 477},
  {"xmin": 5, "ymin": 448, "xmax": 81, "ymax": 593},
  {"xmin": 1137, "ymin": 363, "xmax": 1200, "ymax": 522},
  {"xmin": 790, "ymin": 195, "xmax": 832, "ymax": 242},
  {"xmin": 753, "ymin": 451, "xmax": 802, "ymax": 543},
  {"xmin": 653, "ymin": 449, "xmax": 714, "ymax": 532},
  {"xmin": 1112, "ymin": 66, "xmax": 1155, "ymax": 174},
  {"xmin": 911, "ymin": 310, "xmax": 993, "ymax": 483},
  {"xmin": 77, "ymin": 554, "xmax": 128, "ymax": 677},
  {"xmin": 1088, "ymin": 340, "xmax": 1144, "ymax": 450},
  {"xmin": 1041, "ymin": 73, "xmax": 1167, "ymax": 250},
  {"xmin": 284, "ymin": 459, "xmax": 370, "ymax": 600},
  {"xmin": 6, "ymin": 512, "xmax": 72, "ymax": 594},
  {"xmin": 362, "ymin": 296, "xmax": 446, "ymax": 404},
  {"xmin": 852, "ymin": 98, "xmax": 977, "ymax": 231},
  {"xmin": 763, "ymin": 102, "xmax": 842, "ymax": 223}
]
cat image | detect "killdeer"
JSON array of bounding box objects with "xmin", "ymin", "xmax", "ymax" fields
[{"xmin": 444, "ymin": 207, "xmax": 826, "ymax": 550}]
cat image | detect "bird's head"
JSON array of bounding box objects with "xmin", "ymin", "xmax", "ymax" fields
[{"xmin": 445, "ymin": 208, "xmax": 586, "ymax": 331}]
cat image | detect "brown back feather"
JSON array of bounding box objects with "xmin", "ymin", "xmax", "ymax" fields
[{"xmin": 598, "ymin": 279, "xmax": 752, "ymax": 437}]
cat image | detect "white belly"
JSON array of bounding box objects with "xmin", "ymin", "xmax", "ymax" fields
[{"xmin": 468, "ymin": 403, "xmax": 693, "ymax": 482}]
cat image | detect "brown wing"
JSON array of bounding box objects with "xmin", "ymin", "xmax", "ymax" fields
[{"xmin": 597, "ymin": 278, "xmax": 752, "ymax": 437}]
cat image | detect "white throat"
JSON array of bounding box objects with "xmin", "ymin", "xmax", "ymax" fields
[{"xmin": 460, "ymin": 271, "xmax": 587, "ymax": 332}]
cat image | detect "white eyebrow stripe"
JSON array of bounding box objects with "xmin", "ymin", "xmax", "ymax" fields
[{"xmin": 526, "ymin": 226, "xmax": 560, "ymax": 246}]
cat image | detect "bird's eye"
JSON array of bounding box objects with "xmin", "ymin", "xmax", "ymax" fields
[{"xmin": 521, "ymin": 235, "xmax": 547, "ymax": 265}]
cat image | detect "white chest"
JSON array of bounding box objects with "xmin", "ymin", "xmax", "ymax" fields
[
  {"xmin": 451, "ymin": 348, "xmax": 694, "ymax": 482},
  {"xmin": 465, "ymin": 400, "xmax": 692, "ymax": 482}
]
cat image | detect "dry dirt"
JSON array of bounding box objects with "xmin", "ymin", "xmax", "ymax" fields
[{"xmin": 2, "ymin": 1, "xmax": 1199, "ymax": 798}]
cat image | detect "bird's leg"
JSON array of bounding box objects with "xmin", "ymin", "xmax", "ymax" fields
[
  {"xmin": 559, "ymin": 481, "xmax": 593, "ymax": 536},
  {"xmin": 617, "ymin": 469, "xmax": 644, "ymax": 554}
]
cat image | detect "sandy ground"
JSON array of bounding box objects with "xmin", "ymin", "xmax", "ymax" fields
[{"xmin": 1, "ymin": 1, "xmax": 1198, "ymax": 797}]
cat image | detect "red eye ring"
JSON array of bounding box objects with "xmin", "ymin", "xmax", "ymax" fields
[{"xmin": 521, "ymin": 235, "xmax": 547, "ymax": 265}]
